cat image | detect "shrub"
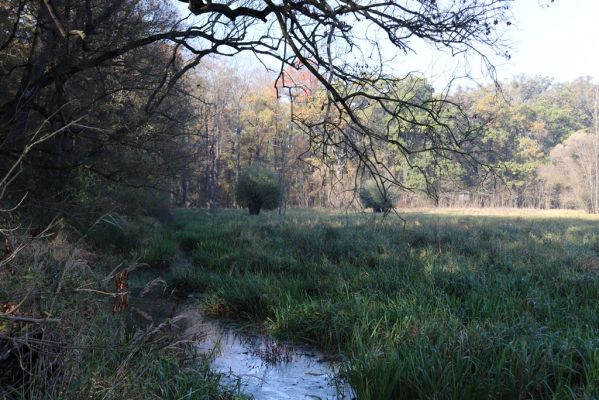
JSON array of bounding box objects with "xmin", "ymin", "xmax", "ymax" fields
[
  {"xmin": 359, "ymin": 179, "xmax": 399, "ymax": 212},
  {"xmin": 236, "ymin": 166, "xmax": 282, "ymax": 215}
]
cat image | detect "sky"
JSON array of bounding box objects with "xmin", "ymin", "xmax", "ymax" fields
[
  {"xmin": 177, "ymin": 0, "xmax": 599, "ymax": 86},
  {"xmin": 379, "ymin": 0, "xmax": 599, "ymax": 88},
  {"xmin": 498, "ymin": 0, "xmax": 599, "ymax": 82}
]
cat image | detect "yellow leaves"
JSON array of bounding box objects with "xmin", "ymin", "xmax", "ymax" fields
[
  {"xmin": 530, "ymin": 120, "xmax": 547, "ymax": 136},
  {"xmin": 516, "ymin": 137, "xmax": 544, "ymax": 160}
]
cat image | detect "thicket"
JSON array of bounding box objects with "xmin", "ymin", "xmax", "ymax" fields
[
  {"xmin": 359, "ymin": 180, "xmax": 400, "ymax": 212},
  {"xmin": 0, "ymin": 0, "xmax": 195, "ymax": 227},
  {"xmin": 0, "ymin": 219, "xmax": 246, "ymax": 399}
]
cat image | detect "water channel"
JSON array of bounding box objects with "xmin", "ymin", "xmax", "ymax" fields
[{"xmin": 195, "ymin": 319, "xmax": 355, "ymax": 400}]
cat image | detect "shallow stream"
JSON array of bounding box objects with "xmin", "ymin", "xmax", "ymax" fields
[
  {"xmin": 130, "ymin": 294, "xmax": 354, "ymax": 399},
  {"xmin": 195, "ymin": 320, "xmax": 355, "ymax": 400}
]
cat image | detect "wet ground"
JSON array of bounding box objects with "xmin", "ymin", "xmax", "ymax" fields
[
  {"xmin": 130, "ymin": 294, "xmax": 354, "ymax": 399},
  {"xmin": 195, "ymin": 320, "xmax": 355, "ymax": 400}
]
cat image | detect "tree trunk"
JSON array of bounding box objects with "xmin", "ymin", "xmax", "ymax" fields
[
  {"xmin": 594, "ymin": 87, "xmax": 599, "ymax": 213},
  {"xmin": 0, "ymin": 1, "xmax": 57, "ymax": 154},
  {"xmin": 248, "ymin": 200, "xmax": 261, "ymax": 215}
]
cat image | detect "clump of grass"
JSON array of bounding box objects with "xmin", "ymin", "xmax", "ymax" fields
[
  {"xmin": 250, "ymin": 327, "xmax": 293, "ymax": 365},
  {"xmin": 86, "ymin": 215, "xmax": 177, "ymax": 269},
  {"xmin": 168, "ymin": 208, "xmax": 599, "ymax": 399},
  {"xmin": 138, "ymin": 231, "xmax": 177, "ymax": 268},
  {"xmin": 86, "ymin": 214, "xmax": 142, "ymax": 254}
]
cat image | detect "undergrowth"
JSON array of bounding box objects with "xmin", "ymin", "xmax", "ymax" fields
[
  {"xmin": 0, "ymin": 220, "xmax": 246, "ymax": 400},
  {"xmin": 86, "ymin": 215, "xmax": 178, "ymax": 269}
]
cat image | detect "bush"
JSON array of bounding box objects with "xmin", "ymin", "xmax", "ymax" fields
[
  {"xmin": 236, "ymin": 166, "xmax": 282, "ymax": 215},
  {"xmin": 359, "ymin": 179, "xmax": 399, "ymax": 212}
]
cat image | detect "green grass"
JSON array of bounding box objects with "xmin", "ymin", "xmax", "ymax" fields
[{"xmin": 168, "ymin": 208, "xmax": 599, "ymax": 399}]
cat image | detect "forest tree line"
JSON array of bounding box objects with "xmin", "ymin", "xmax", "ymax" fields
[
  {"xmin": 177, "ymin": 67, "xmax": 599, "ymax": 213},
  {"xmin": 1, "ymin": 0, "xmax": 597, "ymax": 226}
]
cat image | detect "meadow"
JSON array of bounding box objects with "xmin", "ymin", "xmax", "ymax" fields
[
  {"xmin": 166, "ymin": 208, "xmax": 599, "ymax": 399},
  {"xmin": 3, "ymin": 207, "xmax": 599, "ymax": 399}
]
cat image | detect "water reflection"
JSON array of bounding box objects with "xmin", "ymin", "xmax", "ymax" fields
[{"xmin": 196, "ymin": 321, "xmax": 355, "ymax": 400}]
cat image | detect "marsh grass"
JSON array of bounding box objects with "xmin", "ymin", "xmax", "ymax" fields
[
  {"xmin": 87, "ymin": 215, "xmax": 177, "ymax": 269},
  {"xmin": 169, "ymin": 208, "xmax": 599, "ymax": 399},
  {"xmin": 0, "ymin": 226, "xmax": 246, "ymax": 400}
]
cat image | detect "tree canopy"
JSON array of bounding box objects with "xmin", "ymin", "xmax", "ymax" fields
[{"xmin": 0, "ymin": 0, "xmax": 515, "ymax": 220}]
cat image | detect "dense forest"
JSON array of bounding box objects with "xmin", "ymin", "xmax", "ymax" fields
[{"xmin": 2, "ymin": 1, "xmax": 599, "ymax": 399}]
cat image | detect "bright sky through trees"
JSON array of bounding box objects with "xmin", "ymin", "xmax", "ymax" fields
[
  {"xmin": 176, "ymin": 0, "xmax": 598, "ymax": 87},
  {"xmin": 375, "ymin": 0, "xmax": 599, "ymax": 88}
]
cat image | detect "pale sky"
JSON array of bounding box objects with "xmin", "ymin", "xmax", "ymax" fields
[
  {"xmin": 380, "ymin": 0, "xmax": 599, "ymax": 88},
  {"xmin": 178, "ymin": 0, "xmax": 599, "ymax": 86},
  {"xmin": 498, "ymin": 0, "xmax": 599, "ymax": 82}
]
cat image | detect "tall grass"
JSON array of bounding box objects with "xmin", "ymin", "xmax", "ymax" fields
[
  {"xmin": 0, "ymin": 224, "xmax": 246, "ymax": 400},
  {"xmin": 169, "ymin": 208, "xmax": 599, "ymax": 399},
  {"xmin": 86, "ymin": 215, "xmax": 178, "ymax": 268}
]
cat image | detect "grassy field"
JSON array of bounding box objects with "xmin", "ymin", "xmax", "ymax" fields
[
  {"xmin": 4, "ymin": 207, "xmax": 597, "ymax": 399},
  {"xmin": 167, "ymin": 208, "xmax": 599, "ymax": 399}
]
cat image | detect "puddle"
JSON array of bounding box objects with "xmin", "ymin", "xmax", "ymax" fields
[
  {"xmin": 128, "ymin": 294, "xmax": 354, "ymax": 399},
  {"xmin": 196, "ymin": 320, "xmax": 355, "ymax": 400}
]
